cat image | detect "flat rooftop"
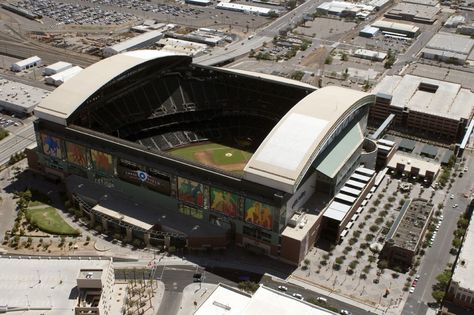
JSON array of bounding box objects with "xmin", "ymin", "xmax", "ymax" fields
[
  {"xmin": 373, "ymin": 74, "xmax": 474, "ymax": 120},
  {"xmin": 281, "ymin": 213, "xmax": 320, "ymax": 241},
  {"xmin": 78, "ymin": 269, "xmax": 103, "ymax": 280},
  {"xmin": 425, "ymin": 32, "xmax": 474, "ymax": 55},
  {"xmin": 386, "ymin": 3, "xmax": 439, "ymax": 22},
  {"xmin": 386, "ymin": 199, "xmax": 432, "ymax": 251},
  {"xmin": 0, "ymin": 256, "xmax": 111, "ymax": 315},
  {"xmin": 452, "ymin": 216, "xmax": 474, "ymax": 291},
  {"xmin": 0, "ymin": 78, "xmax": 50, "ymax": 110},
  {"xmin": 387, "ymin": 152, "xmax": 440, "ymax": 176},
  {"xmin": 195, "ymin": 283, "xmax": 338, "ymax": 315}
]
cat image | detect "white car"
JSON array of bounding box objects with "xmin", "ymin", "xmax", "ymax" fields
[
  {"xmin": 409, "ymin": 287, "xmax": 415, "ymax": 293},
  {"xmin": 453, "ymin": 204, "xmax": 458, "ymax": 208},
  {"xmin": 450, "ymin": 194, "xmax": 454, "ymax": 199},
  {"xmin": 278, "ymin": 285, "xmax": 288, "ymax": 291},
  {"xmin": 415, "ymin": 274, "xmax": 420, "ymax": 280},
  {"xmin": 440, "ymin": 215, "xmax": 444, "ymax": 220},
  {"xmin": 464, "ymin": 167, "xmax": 468, "ymax": 172},
  {"xmin": 292, "ymin": 293, "xmax": 303, "ymax": 300},
  {"xmin": 340, "ymin": 310, "xmax": 352, "ymax": 315},
  {"xmin": 316, "ymin": 296, "xmax": 328, "ymax": 303}
]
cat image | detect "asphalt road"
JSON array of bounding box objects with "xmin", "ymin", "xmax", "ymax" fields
[
  {"xmin": 260, "ymin": 275, "xmax": 370, "ymax": 315},
  {"xmin": 402, "ymin": 153, "xmax": 474, "ymax": 315},
  {"xmin": 195, "ymin": 0, "xmax": 324, "ymax": 66},
  {"xmin": 0, "ymin": 123, "xmax": 36, "ymax": 166},
  {"xmin": 115, "ymin": 264, "xmax": 236, "ymax": 315}
]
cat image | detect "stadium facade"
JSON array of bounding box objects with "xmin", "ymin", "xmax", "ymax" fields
[{"xmin": 30, "ymin": 51, "xmax": 374, "ymax": 265}]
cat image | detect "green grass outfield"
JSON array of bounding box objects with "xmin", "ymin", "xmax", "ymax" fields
[
  {"xmin": 26, "ymin": 207, "xmax": 79, "ymax": 236},
  {"xmin": 169, "ymin": 142, "xmax": 253, "ymax": 166}
]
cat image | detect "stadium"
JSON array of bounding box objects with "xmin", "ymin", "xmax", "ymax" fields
[{"xmin": 31, "ymin": 51, "xmax": 375, "ymax": 265}]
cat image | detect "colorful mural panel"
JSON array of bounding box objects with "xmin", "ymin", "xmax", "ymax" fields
[
  {"xmin": 66, "ymin": 142, "xmax": 88, "ymax": 167},
  {"xmin": 210, "ymin": 187, "xmax": 238, "ymax": 217},
  {"xmin": 244, "ymin": 199, "xmax": 274, "ymax": 230},
  {"xmin": 41, "ymin": 133, "xmax": 62, "ymax": 158},
  {"xmin": 91, "ymin": 149, "xmax": 113, "ymax": 173},
  {"xmin": 177, "ymin": 177, "xmax": 204, "ymax": 207}
]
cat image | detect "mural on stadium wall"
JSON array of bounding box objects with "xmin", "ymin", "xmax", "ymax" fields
[
  {"xmin": 91, "ymin": 149, "xmax": 113, "ymax": 173},
  {"xmin": 41, "ymin": 133, "xmax": 62, "ymax": 159},
  {"xmin": 177, "ymin": 177, "xmax": 204, "ymax": 207},
  {"xmin": 210, "ymin": 187, "xmax": 238, "ymax": 217},
  {"xmin": 66, "ymin": 142, "xmax": 88, "ymax": 167},
  {"xmin": 244, "ymin": 199, "xmax": 274, "ymax": 230}
]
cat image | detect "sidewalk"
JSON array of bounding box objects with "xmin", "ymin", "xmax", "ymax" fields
[
  {"xmin": 287, "ymin": 274, "xmax": 407, "ymax": 315},
  {"xmin": 176, "ymin": 283, "xmax": 217, "ymax": 315}
]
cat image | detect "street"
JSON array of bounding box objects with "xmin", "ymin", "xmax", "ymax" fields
[
  {"xmin": 402, "ymin": 153, "xmax": 474, "ymax": 315},
  {"xmin": 0, "ymin": 123, "xmax": 35, "ymax": 166}
]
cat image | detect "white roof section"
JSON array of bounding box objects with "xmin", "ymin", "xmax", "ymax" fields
[
  {"xmin": 452, "ymin": 217, "xmax": 474, "ymax": 291},
  {"xmin": 195, "ymin": 284, "xmax": 338, "ymax": 315},
  {"xmin": 356, "ymin": 167, "xmax": 375, "ymax": 176},
  {"xmin": 223, "ymin": 68, "xmax": 316, "ymax": 90},
  {"xmin": 354, "ymin": 49, "xmax": 387, "ymax": 60},
  {"xmin": 350, "ymin": 173, "xmax": 371, "ymax": 183},
  {"xmin": 346, "ymin": 179, "xmax": 366, "ymax": 189},
  {"xmin": 377, "ymin": 138, "xmax": 395, "ymax": 147},
  {"xmin": 44, "ymin": 61, "xmax": 72, "ymax": 73},
  {"xmin": 425, "ymin": 32, "xmax": 474, "ymax": 55},
  {"xmin": 340, "ymin": 186, "xmax": 362, "ymax": 197},
  {"xmin": 244, "ymin": 86, "xmax": 372, "ymax": 193},
  {"xmin": 14, "ymin": 55, "xmax": 41, "ymax": 68},
  {"xmin": 373, "ymin": 74, "xmax": 474, "ymax": 120},
  {"xmin": 92, "ymin": 204, "xmax": 153, "ymax": 230},
  {"xmin": 47, "ymin": 66, "xmax": 83, "ymax": 86},
  {"xmin": 324, "ymin": 201, "xmax": 352, "ymax": 221},
  {"xmin": 372, "ymin": 19, "xmax": 420, "ymax": 33},
  {"xmin": 216, "ymin": 2, "xmax": 274, "ymax": 15},
  {"xmin": 0, "ymin": 257, "xmax": 112, "ymax": 314},
  {"xmin": 335, "ymin": 193, "xmax": 357, "ymax": 204},
  {"xmin": 106, "ymin": 30, "xmax": 163, "ymax": 54},
  {"xmin": 35, "ymin": 50, "xmax": 184, "ymax": 125}
]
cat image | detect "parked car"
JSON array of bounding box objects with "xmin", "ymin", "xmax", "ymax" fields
[
  {"xmin": 292, "ymin": 293, "xmax": 303, "ymax": 300},
  {"xmin": 340, "ymin": 310, "xmax": 352, "ymax": 315},
  {"xmin": 409, "ymin": 287, "xmax": 415, "ymax": 294},
  {"xmin": 316, "ymin": 297, "xmax": 328, "ymax": 303},
  {"xmin": 278, "ymin": 285, "xmax": 288, "ymax": 292}
]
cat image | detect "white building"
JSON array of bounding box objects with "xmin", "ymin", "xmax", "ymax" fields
[
  {"xmin": 195, "ymin": 283, "xmax": 339, "ymax": 314},
  {"xmin": 0, "ymin": 257, "xmax": 115, "ymax": 315},
  {"xmin": 157, "ymin": 38, "xmax": 207, "ymax": 57},
  {"xmin": 353, "ymin": 49, "xmax": 387, "ymax": 61},
  {"xmin": 216, "ymin": 2, "xmax": 277, "ymax": 16},
  {"xmin": 0, "ymin": 78, "xmax": 49, "ymax": 115},
  {"xmin": 102, "ymin": 30, "xmax": 164, "ymax": 57},
  {"xmin": 11, "ymin": 56, "xmax": 42, "ymax": 72},
  {"xmin": 448, "ymin": 214, "xmax": 474, "ymax": 307},
  {"xmin": 45, "ymin": 66, "xmax": 83, "ymax": 86},
  {"xmin": 43, "ymin": 61, "xmax": 73, "ymax": 76}
]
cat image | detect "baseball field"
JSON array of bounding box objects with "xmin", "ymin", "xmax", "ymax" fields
[{"xmin": 169, "ymin": 142, "xmax": 253, "ymax": 174}]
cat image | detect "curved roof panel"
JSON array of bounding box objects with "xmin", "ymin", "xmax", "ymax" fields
[
  {"xmin": 243, "ymin": 86, "xmax": 374, "ymax": 193},
  {"xmin": 34, "ymin": 50, "xmax": 191, "ymax": 125}
]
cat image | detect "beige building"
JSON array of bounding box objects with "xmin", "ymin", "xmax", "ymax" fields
[
  {"xmin": 447, "ymin": 213, "xmax": 474, "ymax": 307},
  {"xmin": 370, "ymin": 75, "xmax": 474, "ymax": 141},
  {"xmin": 75, "ymin": 260, "xmax": 115, "ymax": 315}
]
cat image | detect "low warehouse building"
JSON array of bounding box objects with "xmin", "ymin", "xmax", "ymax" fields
[
  {"xmin": 371, "ymin": 19, "xmax": 420, "ymax": 38},
  {"xmin": 102, "ymin": 30, "xmax": 164, "ymax": 57},
  {"xmin": 421, "ymin": 32, "xmax": 474, "ymax": 64},
  {"xmin": 11, "ymin": 56, "xmax": 42, "ymax": 72},
  {"xmin": 43, "ymin": 61, "xmax": 72, "ymax": 76},
  {"xmin": 0, "ymin": 78, "xmax": 49, "ymax": 116}
]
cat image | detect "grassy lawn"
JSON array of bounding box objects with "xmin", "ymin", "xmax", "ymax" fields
[
  {"xmin": 26, "ymin": 207, "xmax": 79, "ymax": 236},
  {"xmin": 28, "ymin": 200, "xmax": 45, "ymax": 207}
]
